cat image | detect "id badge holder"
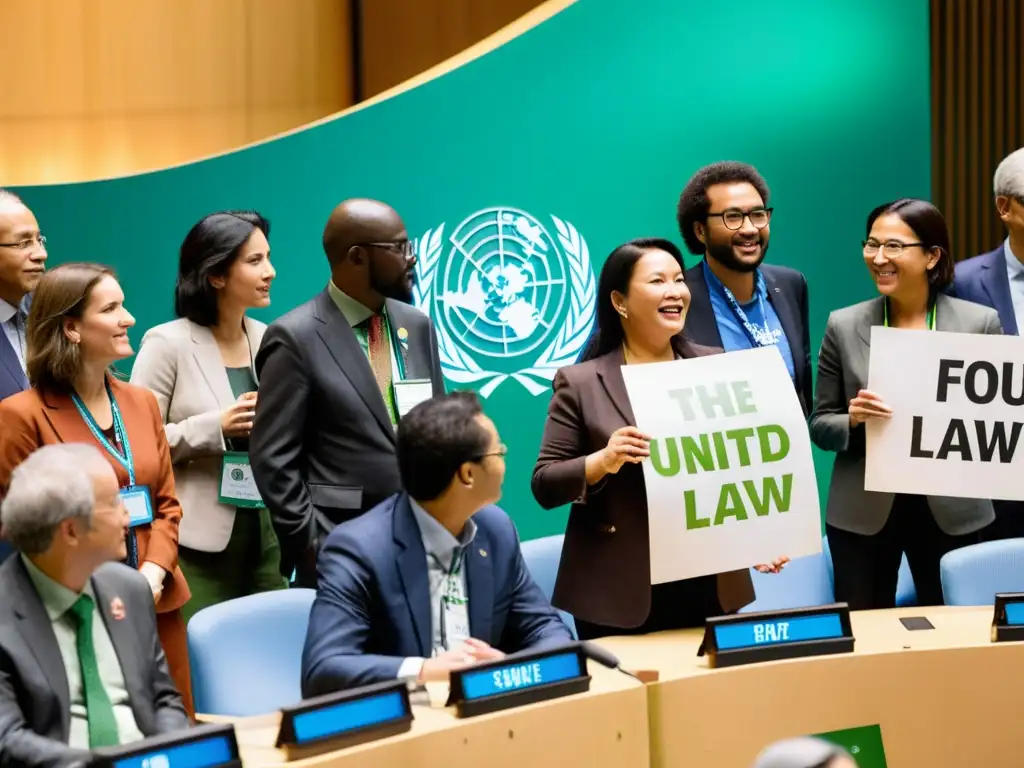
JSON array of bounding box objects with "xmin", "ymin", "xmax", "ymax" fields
[
  {"xmin": 219, "ymin": 452, "xmax": 264, "ymax": 508},
  {"xmin": 120, "ymin": 486, "xmax": 154, "ymax": 528},
  {"xmin": 393, "ymin": 378, "xmax": 434, "ymax": 419}
]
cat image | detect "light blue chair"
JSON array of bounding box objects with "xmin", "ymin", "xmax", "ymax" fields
[
  {"xmin": 822, "ymin": 535, "xmax": 918, "ymax": 607},
  {"xmin": 740, "ymin": 540, "xmax": 834, "ymax": 613},
  {"xmin": 941, "ymin": 539, "xmax": 1024, "ymax": 605},
  {"xmin": 188, "ymin": 588, "xmax": 316, "ymax": 716},
  {"xmin": 520, "ymin": 534, "xmax": 577, "ymax": 638}
]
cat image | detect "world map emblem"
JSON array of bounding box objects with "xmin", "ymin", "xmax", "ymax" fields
[{"xmin": 412, "ymin": 207, "xmax": 596, "ymax": 397}]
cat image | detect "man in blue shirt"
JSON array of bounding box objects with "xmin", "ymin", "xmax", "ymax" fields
[
  {"xmin": 676, "ymin": 162, "xmax": 812, "ymax": 415},
  {"xmin": 301, "ymin": 391, "xmax": 572, "ymax": 694},
  {"xmin": 952, "ymin": 146, "xmax": 1024, "ymax": 539}
]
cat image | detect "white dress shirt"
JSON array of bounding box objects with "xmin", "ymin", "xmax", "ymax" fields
[{"xmin": 0, "ymin": 296, "xmax": 27, "ymax": 373}]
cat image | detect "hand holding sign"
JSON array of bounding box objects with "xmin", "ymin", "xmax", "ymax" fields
[
  {"xmin": 848, "ymin": 389, "xmax": 892, "ymax": 427},
  {"xmin": 585, "ymin": 426, "xmax": 651, "ymax": 484}
]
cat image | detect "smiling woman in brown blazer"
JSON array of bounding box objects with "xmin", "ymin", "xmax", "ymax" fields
[
  {"xmin": 533, "ymin": 238, "xmax": 785, "ymax": 640},
  {"xmin": 0, "ymin": 263, "xmax": 193, "ymax": 716}
]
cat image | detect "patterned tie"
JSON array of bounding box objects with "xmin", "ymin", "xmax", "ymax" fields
[
  {"xmin": 365, "ymin": 314, "xmax": 395, "ymax": 421},
  {"xmin": 12, "ymin": 309, "xmax": 27, "ymax": 366},
  {"xmin": 68, "ymin": 594, "xmax": 120, "ymax": 748}
]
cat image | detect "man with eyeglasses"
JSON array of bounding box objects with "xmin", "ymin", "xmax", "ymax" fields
[
  {"xmin": 952, "ymin": 146, "xmax": 1024, "ymax": 539},
  {"xmin": 301, "ymin": 391, "xmax": 572, "ymax": 693},
  {"xmin": 0, "ymin": 190, "xmax": 46, "ymax": 404},
  {"xmin": 250, "ymin": 198, "xmax": 445, "ymax": 588},
  {"xmin": 676, "ymin": 162, "xmax": 812, "ymax": 414},
  {"xmin": 0, "ymin": 190, "xmax": 48, "ymax": 563}
]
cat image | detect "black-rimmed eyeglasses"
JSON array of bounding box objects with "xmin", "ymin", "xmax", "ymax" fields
[
  {"xmin": 355, "ymin": 240, "xmax": 415, "ymax": 259},
  {"xmin": 706, "ymin": 208, "xmax": 772, "ymax": 231}
]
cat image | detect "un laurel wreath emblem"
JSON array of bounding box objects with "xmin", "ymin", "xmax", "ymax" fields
[{"xmin": 412, "ymin": 207, "xmax": 596, "ymax": 398}]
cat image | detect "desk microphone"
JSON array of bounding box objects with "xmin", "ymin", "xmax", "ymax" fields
[{"xmin": 581, "ymin": 641, "xmax": 644, "ymax": 683}]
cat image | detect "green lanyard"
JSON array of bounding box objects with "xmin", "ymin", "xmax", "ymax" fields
[
  {"xmin": 883, "ymin": 299, "xmax": 936, "ymax": 330},
  {"xmin": 433, "ymin": 549, "xmax": 467, "ymax": 653}
]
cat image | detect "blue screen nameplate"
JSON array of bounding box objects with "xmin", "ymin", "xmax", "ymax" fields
[
  {"xmin": 276, "ymin": 679, "xmax": 413, "ymax": 754},
  {"xmin": 90, "ymin": 723, "xmax": 240, "ymax": 768},
  {"xmin": 701, "ymin": 604, "xmax": 854, "ymax": 668},
  {"xmin": 447, "ymin": 643, "xmax": 590, "ymax": 717},
  {"xmin": 992, "ymin": 593, "xmax": 1024, "ymax": 642}
]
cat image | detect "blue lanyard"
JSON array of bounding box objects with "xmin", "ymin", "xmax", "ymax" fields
[
  {"xmin": 71, "ymin": 381, "xmax": 136, "ymax": 486},
  {"xmin": 704, "ymin": 261, "xmax": 778, "ymax": 348}
]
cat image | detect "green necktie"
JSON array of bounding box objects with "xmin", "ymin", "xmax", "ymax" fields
[{"xmin": 69, "ymin": 594, "xmax": 120, "ymax": 748}]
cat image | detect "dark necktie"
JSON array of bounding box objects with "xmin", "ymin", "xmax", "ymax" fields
[{"xmin": 69, "ymin": 594, "xmax": 120, "ymax": 748}]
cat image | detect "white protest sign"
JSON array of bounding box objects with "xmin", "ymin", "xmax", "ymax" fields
[
  {"xmin": 866, "ymin": 326, "xmax": 1024, "ymax": 500},
  {"xmin": 621, "ymin": 346, "xmax": 822, "ymax": 585}
]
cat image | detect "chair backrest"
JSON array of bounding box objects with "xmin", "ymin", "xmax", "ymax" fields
[
  {"xmin": 188, "ymin": 588, "xmax": 316, "ymax": 716},
  {"xmin": 520, "ymin": 534, "xmax": 577, "ymax": 638},
  {"xmin": 941, "ymin": 539, "xmax": 1024, "ymax": 605},
  {"xmin": 739, "ymin": 542, "xmax": 834, "ymax": 613}
]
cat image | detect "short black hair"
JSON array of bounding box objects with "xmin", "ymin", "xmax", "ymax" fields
[
  {"xmin": 579, "ymin": 237, "xmax": 685, "ymax": 362},
  {"xmin": 174, "ymin": 211, "xmax": 270, "ymax": 327},
  {"xmin": 676, "ymin": 161, "xmax": 771, "ymax": 254},
  {"xmin": 865, "ymin": 198, "xmax": 954, "ymax": 292},
  {"xmin": 397, "ymin": 391, "xmax": 492, "ymax": 501}
]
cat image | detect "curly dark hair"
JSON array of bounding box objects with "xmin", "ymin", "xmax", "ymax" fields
[{"xmin": 676, "ymin": 161, "xmax": 771, "ymax": 254}]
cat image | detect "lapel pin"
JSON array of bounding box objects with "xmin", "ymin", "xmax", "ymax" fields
[
  {"xmin": 109, "ymin": 597, "xmax": 126, "ymax": 620},
  {"xmin": 479, "ymin": 549, "xmax": 488, "ymax": 557}
]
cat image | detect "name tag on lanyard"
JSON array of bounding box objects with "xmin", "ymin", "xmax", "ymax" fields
[
  {"xmin": 388, "ymin": 323, "xmax": 435, "ymax": 420},
  {"xmin": 219, "ymin": 452, "xmax": 264, "ymax": 508},
  {"xmin": 120, "ymin": 486, "xmax": 154, "ymax": 527}
]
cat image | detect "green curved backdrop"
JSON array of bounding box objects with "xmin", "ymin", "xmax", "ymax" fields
[{"xmin": 14, "ymin": 0, "xmax": 930, "ymax": 540}]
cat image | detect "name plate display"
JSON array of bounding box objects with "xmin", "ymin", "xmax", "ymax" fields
[
  {"xmin": 446, "ymin": 642, "xmax": 590, "ymax": 717},
  {"xmin": 89, "ymin": 723, "xmax": 240, "ymax": 768},
  {"xmin": 276, "ymin": 679, "xmax": 413, "ymax": 756},
  {"xmin": 700, "ymin": 604, "xmax": 854, "ymax": 668},
  {"xmin": 991, "ymin": 593, "xmax": 1024, "ymax": 643}
]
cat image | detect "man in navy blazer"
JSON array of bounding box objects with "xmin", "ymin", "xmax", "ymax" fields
[
  {"xmin": 0, "ymin": 190, "xmax": 48, "ymax": 563},
  {"xmin": 302, "ymin": 391, "xmax": 572, "ymax": 694},
  {"xmin": 952, "ymin": 147, "xmax": 1024, "ymax": 539}
]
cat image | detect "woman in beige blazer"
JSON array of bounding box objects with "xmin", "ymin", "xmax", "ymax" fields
[{"xmin": 131, "ymin": 211, "xmax": 287, "ymax": 624}]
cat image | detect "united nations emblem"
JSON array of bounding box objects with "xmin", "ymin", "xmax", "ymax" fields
[
  {"xmin": 412, "ymin": 207, "xmax": 595, "ymax": 397},
  {"xmin": 230, "ymin": 467, "xmax": 245, "ymax": 482}
]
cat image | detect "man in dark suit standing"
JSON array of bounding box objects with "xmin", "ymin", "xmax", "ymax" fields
[
  {"xmin": 302, "ymin": 392, "xmax": 572, "ymax": 694},
  {"xmin": 251, "ymin": 199, "xmax": 445, "ymax": 587},
  {"xmin": 0, "ymin": 189, "xmax": 48, "ymax": 563},
  {"xmin": 952, "ymin": 146, "xmax": 1024, "ymax": 539},
  {"xmin": 0, "ymin": 444, "xmax": 188, "ymax": 766},
  {"xmin": 676, "ymin": 162, "xmax": 812, "ymax": 414}
]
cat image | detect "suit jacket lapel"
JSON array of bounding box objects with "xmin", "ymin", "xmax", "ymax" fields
[
  {"xmin": 39, "ymin": 389, "xmax": 103, "ymax": 448},
  {"xmin": 8, "ymin": 558, "xmax": 72, "ymax": 738},
  {"xmin": 313, "ymin": 291, "xmax": 395, "ymax": 442},
  {"xmin": 595, "ymin": 348, "xmax": 635, "ymax": 425},
  {"xmin": 980, "ymin": 246, "xmax": 1018, "ymax": 335},
  {"xmin": 763, "ymin": 269, "xmax": 803, "ymax": 375},
  {"xmin": 0, "ymin": 331, "xmax": 27, "ymax": 393},
  {"xmin": 189, "ymin": 322, "xmax": 236, "ymax": 407},
  {"xmin": 385, "ymin": 300, "xmax": 423, "ymax": 379},
  {"xmin": 90, "ymin": 573, "xmax": 146, "ymax": 721},
  {"xmin": 243, "ymin": 316, "xmax": 267, "ymax": 383},
  {"xmin": 934, "ymin": 292, "xmax": 964, "ymax": 332},
  {"xmin": 392, "ymin": 495, "xmax": 432, "ymax": 657},
  {"xmin": 683, "ymin": 262, "xmax": 724, "ymax": 348},
  {"xmin": 465, "ymin": 525, "xmax": 493, "ymax": 645}
]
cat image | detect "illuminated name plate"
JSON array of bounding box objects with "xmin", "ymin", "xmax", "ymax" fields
[
  {"xmin": 992, "ymin": 593, "xmax": 1024, "ymax": 642},
  {"xmin": 446, "ymin": 643, "xmax": 590, "ymax": 717},
  {"xmin": 276, "ymin": 679, "xmax": 413, "ymax": 756},
  {"xmin": 90, "ymin": 723, "xmax": 240, "ymax": 768},
  {"xmin": 701, "ymin": 604, "xmax": 855, "ymax": 668}
]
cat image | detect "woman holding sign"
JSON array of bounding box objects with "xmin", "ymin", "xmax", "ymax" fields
[
  {"xmin": 810, "ymin": 199, "xmax": 1000, "ymax": 610},
  {"xmin": 131, "ymin": 211, "xmax": 287, "ymax": 625},
  {"xmin": 0, "ymin": 263, "xmax": 193, "ymax": 714},
  {"xmin": 532, "ymin": 238, "xmax": 787, "ymax": 640}
]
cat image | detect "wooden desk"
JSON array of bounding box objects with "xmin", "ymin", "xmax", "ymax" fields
[
  {"xmin": 209, "ymin": 666, "xmax": 648, "ymax": 767},
  {"xmin": 599, "ymin": 606, "xmax": 1021, "ymax": 768}
]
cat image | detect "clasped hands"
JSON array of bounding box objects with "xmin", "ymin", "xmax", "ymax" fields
[
  {"xmin": 417, "ymin": 638, "xmax": 505, "ymax": 683},
  {"xmin": 591, "ymin": 427, "xmax": 790, "ymax": 575}
]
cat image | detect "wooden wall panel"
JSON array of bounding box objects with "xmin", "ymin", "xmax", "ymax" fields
[
  {"xmin": 931, "ymin": 0, "xmax": 1024, "ymax": 262},
  {"xmin": 0, "ymin": 0, "xmax": 352, "ymax": 185}
]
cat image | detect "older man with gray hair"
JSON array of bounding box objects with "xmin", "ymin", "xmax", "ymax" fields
[
  {"xmin": 0, "ymin": 444, "xmax": 188, "ymax": 767},
  {"xmin": 953, "ymin": 146, "xmax": 1024, "ymax": 540}
]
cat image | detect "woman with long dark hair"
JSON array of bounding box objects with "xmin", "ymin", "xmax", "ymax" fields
[
  {"xmin": 532, "ymin": 238, "xmax": 785, "ymax": 639},
  {"xmin": 810, "ymin": 199, "xmax": 999, "ymax": 609}
]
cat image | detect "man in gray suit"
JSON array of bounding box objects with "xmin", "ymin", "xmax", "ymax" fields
[
  {"xmin": 0, "ymin": 444, "xmax": 188, "ymax": 767},
  {"xmin": 251, "ymin": 199, "xmax": 445, "ymax": 587}
]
